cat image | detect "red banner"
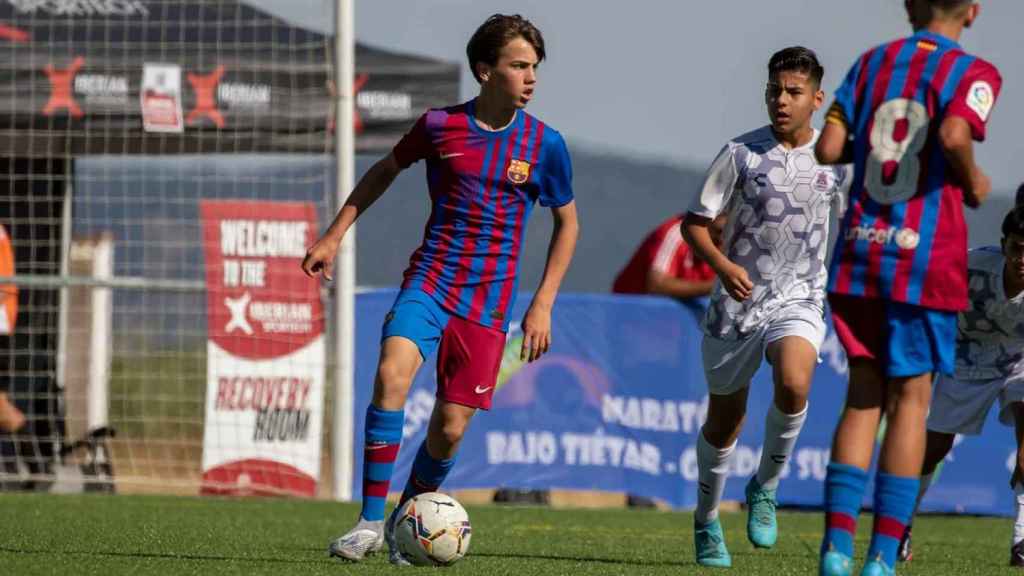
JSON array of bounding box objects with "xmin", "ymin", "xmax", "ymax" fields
[{"xmin": 198, "ymin": 200, "xmax": 324, "ymax": 497}]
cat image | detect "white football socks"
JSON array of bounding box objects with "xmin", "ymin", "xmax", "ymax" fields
[
  {"xmin": 695, "ymin": 429, "xmax": 736, "ymax": 525},
  {"xmin": 755, "ymin": 403, "xmax": 808, "ymax": 490}
]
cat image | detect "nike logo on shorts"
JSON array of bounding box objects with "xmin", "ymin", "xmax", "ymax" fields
[
  {"xmin": 440, "ymin": 152, "xmax": 464, "ymax": 159},
  {"xmin": 474, "ymin": 385, "xmax": 493, "ymax": 394}
]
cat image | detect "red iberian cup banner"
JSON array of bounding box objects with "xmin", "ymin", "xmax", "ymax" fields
[{"xmin": 199, "ymin": 200, "xmax": 324, "ymax": 497}]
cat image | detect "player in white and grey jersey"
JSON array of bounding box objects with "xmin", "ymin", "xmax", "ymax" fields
[
  {"xmin": 900, "ymin": 204, "xmax": 1024, "ymax": 567},
  {"xmin": 681, "ymin": 46, "xmax": 849, "ymax": 568}
]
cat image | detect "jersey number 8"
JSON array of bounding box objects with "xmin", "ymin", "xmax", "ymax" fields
[{"xmin": 866, "ymin": 98, "xmax": 929, "ymax": 205}]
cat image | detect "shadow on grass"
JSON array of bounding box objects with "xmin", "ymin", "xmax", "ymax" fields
[
  {"xmin": 0, "ymin": 546, "xmax": 332, "ymax": 566},
  {"xmin": 470, "ymin": 549, "xmax": 815, "ymax": 567}
]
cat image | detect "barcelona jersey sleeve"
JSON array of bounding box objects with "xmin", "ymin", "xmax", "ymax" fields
[
  {"xmin": 826, "ymin": 60, "xmax": 862, "ymax": 130},
  {"xmin": 392, "ymin": 112, "xmax": 432, "ymax": 169},
  {"xmin": 946, "ymin": 58, "xmax": 1002, "ymax": 142},
  {"xmin": 538, "ymin": 132, "xmax": 574, "ymax": 208}
]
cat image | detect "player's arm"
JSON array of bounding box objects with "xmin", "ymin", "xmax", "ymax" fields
[
  {"xmin": 817, "ymin": 102, "xmax": 852, "ymax": 165},
  {"xmin": 301, "ymin": 153, "xmax": 403, "ymax": 279},
  {"xmin": 818, "ymin": 61, "xmax": 860, "ymax": 165},
  {"xmin": 816, "ymin": 121, "xmax": 851, "ymax": 165},
  {"xmin": 681, "ymin": 215, "xmax": 750, "ymax": 301},
  {"xmin": 939, "ymin": 115, "xmax": 990, "ymax": 209},
  {"xmin": 944, "ymin": 61, "xmax": 1002, "ymax": 209},
  {"xmin": 0, "ymin": 391, "xmax": 25, "ymax": 433},
  {"xmin": 645, "ymin": 270, "xmax": 715, "ymax": 300},
  {"xmin": 521, "ymin": 200, "xmax": 579, "ymax": 363},
  {"xmin": 644, "ymin": 229, "xmax": 715, "ymax": 299},
  {"xmin": 682, "ymin": 146, "xmax": 751, "ymax": 302}
]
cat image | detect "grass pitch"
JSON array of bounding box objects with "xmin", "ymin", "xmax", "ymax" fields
[{"xmin": 0, "ymin": 493, "xmax": 1016, "ymax": 575}]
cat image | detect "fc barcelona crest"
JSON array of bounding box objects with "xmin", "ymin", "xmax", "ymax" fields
[{"xmin": 506, "ymin": 159, "xmax": 531, "ymax": 185}]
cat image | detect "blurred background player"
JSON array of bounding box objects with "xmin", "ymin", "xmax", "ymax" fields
[
  {"xmin": 612, "ymin": 213, "xmax": 719, "ymax": 302},
  {"xmin": 0, "ymin": 392, "xmax": 23, "ymax": 434},
  {"xmin": 815, "ymin": 1, "xmax": 1002, "ymax": 575},
  {"xmin": 898, "ymin": 206, "xmax": 1024, "ymax": 567},
  {"xmin": 682, "ymin": 46, "xmax": 849, "ymax": 568},
  {"xmin": 302, "ymin": 13, "xmax": 579, "ymax": 565}
]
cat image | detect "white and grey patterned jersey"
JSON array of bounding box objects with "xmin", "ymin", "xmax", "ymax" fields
[
  {"xmin": 955, "ymin": 247, "xmax": 1024, "ymax": 381},
  {"xmin": 688, "ymin": 126, "xmax": 850, "ymax": 340}
]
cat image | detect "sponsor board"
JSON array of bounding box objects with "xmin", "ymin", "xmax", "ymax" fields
[
  {"xmin": 141, "ymin": 63, "xmax": 183, "ymax": 133},
  {"xmin": 199, "ymin": 200, "xmax": 324, "ymax": 497}
]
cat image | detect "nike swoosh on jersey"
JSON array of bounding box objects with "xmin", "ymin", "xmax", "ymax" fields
[
  {"xmin": 440, "ymin": 152, "xmax": 464, "ymax": 159},
  {"xmin": 474, "ymin": 385, "xmax": 493, "ymax": 394}
]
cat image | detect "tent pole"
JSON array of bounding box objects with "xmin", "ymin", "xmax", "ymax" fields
[{"xmin": 332, "ymin": 0, "xmax": 355, "ymax": 502}]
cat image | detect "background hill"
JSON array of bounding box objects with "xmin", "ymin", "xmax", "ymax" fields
[{"xmin": 355, "ymin": 145, "xmax": 1015, "ymax": 293}]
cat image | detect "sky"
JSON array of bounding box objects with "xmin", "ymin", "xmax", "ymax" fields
[{"xmin": 250, "ymin": 0, "xmax": 1022, "ymax": 195}]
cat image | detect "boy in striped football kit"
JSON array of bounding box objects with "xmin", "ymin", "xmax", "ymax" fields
[
  {"xmin": 815, "ymin": 2, "xmax": 1001, "ymax": 575},
  {"xmin": 302, "ymin": 14, "xmax": 578, "ymax": 565}
]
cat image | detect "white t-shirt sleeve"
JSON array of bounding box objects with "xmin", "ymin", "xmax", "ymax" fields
[{"xmin": 689, "ymin": 144, "xmax": 738, "ymax": 219}]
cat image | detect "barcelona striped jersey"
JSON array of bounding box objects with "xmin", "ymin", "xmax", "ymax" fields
[
  {"xmin": 392, "ymin": 99, "xmax": 574, "ymax": 331},
  {"xmin": 826, "ymin": 30, "xmax": 1002, "ymax": 311}
]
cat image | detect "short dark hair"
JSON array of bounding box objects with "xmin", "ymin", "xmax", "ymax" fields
[
  {"xmin": 1015, "ymin": 182, "xmax": 1024, "ymax": 206},
  {"xmin": 466, "ymin": 14, "xmax": 545, "ymax": 84},
  {"xmin": 926, "ymin": 0, "xmax": 974, "ymax": 11},
  {"xmin": 913, "ymin": 0, "xmax": 974, "ymax": 21},
  {"xmin": 768, "ymin": 46, "xmax": 824, "ymax": 87},
  {"xmin": 1002, "ymin": 205, "xmax": 1024, "ymax": 239}
]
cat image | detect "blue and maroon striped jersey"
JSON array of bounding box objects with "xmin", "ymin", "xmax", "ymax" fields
[
  {"xmin": 392, "ymin": 99, "xmax": 574, "ymax": 331},
  {"xmin": 826, "ymin": 30, "xmax": 1002, "ymax": 311}
]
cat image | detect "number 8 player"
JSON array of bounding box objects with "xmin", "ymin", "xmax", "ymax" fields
[{"xmin": 814, "ymin": 1, "xmax": 1001, "ymax": 575}]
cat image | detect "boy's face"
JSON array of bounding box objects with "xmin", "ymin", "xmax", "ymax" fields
[
  {"xmin": 1003, "ymin": 232, "xmax": 1024, "ymax": 283},
  {"xmin": 765, "ymin": 70, "xmax": 823, "ymax": 138},
  {"xmin": 477, "ymin": 36, "xmax": 539, "ymax": 109}
]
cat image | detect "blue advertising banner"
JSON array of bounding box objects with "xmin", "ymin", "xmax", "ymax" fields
[{"xmin": 353, "ymin": 289, "xmax": 1018, "ymax": 516}]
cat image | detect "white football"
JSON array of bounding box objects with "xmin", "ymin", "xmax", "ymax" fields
[{"xmin": 393, "ymin": 492, "xmax": 472, "ymax": 566}]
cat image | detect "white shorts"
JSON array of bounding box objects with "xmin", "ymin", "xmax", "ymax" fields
[
  {"xmin": 701, "ymin": 303, "xmax": 826, "ymax": 396},
  {"xmin": 927, "ymin": 373, "xmax": 1024, "ymax": 435}
]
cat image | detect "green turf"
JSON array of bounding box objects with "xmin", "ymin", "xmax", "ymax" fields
[{"xmin": 0, "ymin": 493, "xmax": 1016, "ymax": 575}]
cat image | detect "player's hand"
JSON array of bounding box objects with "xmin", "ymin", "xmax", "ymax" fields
[
  {"xmin": 520, "ymin": 303, "xmax": 552, "ymax": 363},
  {"xmin": 964, "ymin": 169, "xmax": 991, "ymax": 209},
  {"xmin": 301, "ymin": 235, "xmax": 340, "ymax": 281},
  {"xmin": 716, "ymin": 261, "xmax": 753, "ymax": 302}
]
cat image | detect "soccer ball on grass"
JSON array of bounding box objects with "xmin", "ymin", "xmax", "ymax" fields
[{"xmin": 393, "ymin": 492, "xmax": 472, "ymax": 566}]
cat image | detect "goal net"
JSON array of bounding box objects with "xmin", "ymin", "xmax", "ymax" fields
[{"xmin": 0, "ymin": 0, "xmax": 336, "ymax": 496}]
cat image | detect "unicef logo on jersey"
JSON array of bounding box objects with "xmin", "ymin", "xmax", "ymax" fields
[
  {"xmin": 846, "ymin": 225, "xmax": 920, "ymax": 250},
  {"xmin": 895, "ymin": 228, "xmax": 920, "ymax": 250}
]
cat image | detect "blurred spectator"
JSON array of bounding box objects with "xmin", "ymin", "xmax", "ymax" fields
[
  {"xmin": 612, "ymin": 214, "xmax": 719, "ymax": 301},
  {"xmin": 0, "ymin": 392, "xmax": 24, "ymax": 433},
  {"xmin": 1016, "ymin": 182, "xmax": 1024, "ymax": 206},
  {"xmin": 613, "ymin": 213, "xmax": 722, "ymax": 508}
]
